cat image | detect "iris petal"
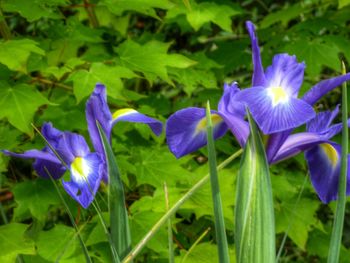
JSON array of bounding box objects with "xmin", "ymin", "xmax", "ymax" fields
[
  {"xmin": 2, "ymin": 149, "xmax": 65, "ymax": 179},
  {"xmin": 111, "ymin": 108, "xmax": 163, "ymax": 136},
  {"xmin": 264, "ymin": 54, "xmax": 305, "ymax": 97},
  {"xmin": 272, "ymin": 132, "xmax": 326, "ymax": 164},
  {"xmin": 246, "ymin": 21, "xmax": 266, "ymax": 87},
  {"xmin": 305, "ymin": 142, "xmax": 350, "ymax": 203},
  {"xmin": 236, "ymin": 86, "xmax": 315, "ymax": 134},
  {"xmin": 302, "ymin": 73, "xmax": 350, "ymax": 105},
  {"xmin": 86, "ymin": 84, "xmax": 113, "ymax": 155},
  {"xmin": 63, "ymin": 153, "xmax": 104, "ymax": 208},
  {"xmin": 166, "ymin": 107, "xmax": 228, "ymax": 158}
]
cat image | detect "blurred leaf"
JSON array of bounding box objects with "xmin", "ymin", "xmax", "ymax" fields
[
  {"xmin": 13, "ymin": 178, "xmax": 61, "ymax": 221},
  {"xmin": 0, "ymin": 83, "xmax": 49, "ymax": 135},
  {"xmin": 36, "ymin": 224, "xmax": 81, "ymax": 261},
  {"xmin": 68, "ymin": 63, "xmax": 137, "ymax": 102},
  {"xmin": 275, "ymin": 197, "xmax": 319, "ymax": 249},
  {"xmin": 100, "ymin": 0, "xmax": 174, "ymax": 18},
  {"xmin": 0, "ymin": 223, "xmax": 35, "ymax": 262},
  {"xmin": 339, "ymin": 0, "xmax": 350, "ymax": 8},
  {"xmin": 0, "ymin": 39, "xmax": 45, "ymax": 73},
  {"xmin": 260, "ymin": 3, "xmax": 304, "ymax": 28},
  {"xmin": 116, "ymin": 40, "xmax": 196, "ymax": 85},
  {"xmin": 284, "ymin": 39, "xmax": 340, "ymax": 77},
  {"xmin": 167, "ymin": 1, "xmax": 242, "ymax": 31},
  {"xmin": 2, "ymin": 0, "xmax": 66, "ymax": 22}
]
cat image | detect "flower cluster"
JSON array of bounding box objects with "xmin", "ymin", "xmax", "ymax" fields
[
  {"xmin": 2, "ymin": 85, "xmax": 162, "ymax": 208},
  {"xmin": 166, "ymin": 21, "xmax": 350, "ymax": 203}
]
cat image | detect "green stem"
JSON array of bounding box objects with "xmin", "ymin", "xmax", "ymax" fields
[
  {"xmin": 83, "ymin": 0, "xmax": 99, "ymax": 28},
  {"xmin": 0, "ymin": 8, "xmax": 11, "ymax": 40},
  {"xmin": 122, "ymin": 149, "xmax": 243, "ymax": 263},
  {"xmin": 205, "ymin": 101, "xmax": 230, "ymax": 263},
  {"xmin": 327, "ymin": 62, "xmax": 349, "ymax": 263},
  {"xmin": 181, "ymin": 227, "xmax": 211, "ymax": 263},
  {"xmin": 164, "ymin": 182, "xmax": 174, "ymax": 263}
]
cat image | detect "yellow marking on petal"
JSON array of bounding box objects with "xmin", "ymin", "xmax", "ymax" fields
[
  {"xmin": 195, "ymin": 114, "xmax": 222, "ymax": 134},
  {"xmin": 71, "ymin": 157, "xmax": 85, "ymax": 178},
  {"xmin": 112, "ymin": 108, "xmax": 137, "ymax": 120},
  {"xmin": 267, "ymin": 86, "xmax": 289, "ymax": 106},
  {"xmin": 320, "ymin": 143, "xmax": 338, "ymax": 167}
]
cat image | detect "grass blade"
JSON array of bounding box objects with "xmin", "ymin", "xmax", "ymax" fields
[
  {"xmin": 235, "ymin": 110, "xmax": 275, "ymax": 263},
  {"xmin": 327, "ymin": 62, "xmax": 349, "ymax": 263},
  {"xmin": 205, "ymin": 101, "xmax": 230, "ymax": 263},
  {"xmin": 97, "ymin": 123, "xmax": 132, "ymax": 260},
  {"xmin": 181, "ymin": 227, "xmax": 211, "ymax": 263},
  {"xmin": 164, "ymin": 182, "xmax": 174, "ymax": 263},
  {"xmin": 122, "ymin": 149, "xmax": 243, "ymax": 263}
]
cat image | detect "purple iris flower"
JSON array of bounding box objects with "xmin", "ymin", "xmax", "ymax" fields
[
  {"xmin": 2, "ymin": 84, "xmax": 163, "ymax": 208},
  {"xmin": 165, "ymin": 21, "xmax": 350, "ymax": 203}
]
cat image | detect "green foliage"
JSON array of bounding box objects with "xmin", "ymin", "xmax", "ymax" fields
[{"xmin": 0, "ymin": 0, "xmax": 349, "ymax": 262}]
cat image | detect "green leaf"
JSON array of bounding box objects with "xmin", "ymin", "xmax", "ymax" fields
[
  {"xmin": 36, "ymin": 224, "xmax": 81, "ymax": 261},
  {"xmin": 2, "ymin": 0, "xmax": 66, "ymax": 22},
  {"xmin": 97, "ymin": 123, "xmax": 131, "ymax": 260},
  {"xmin": 12, "ymin": 178, "xmax": 61, "ymax": 221},
  {"xmin": 167, "ymin": 1, "xmax": 242, "ymax": 32},
  {"xmin": 283, "ymin": 39, "xmax": 340, "ymax": 77},
  {"xmin": 235, "ymin": 111, "xmax": 275, "ymax": 263},
  {"xmin": 0, "ymin": 83, "xmax": 49, "ymax": 135},
  {"xmin": 68, "ymin": 63, "xmax": 137, "ymax": 102},
  {"xmin": 100, "ymin": 0, "xmax": 174, "ymax": 19},
  {"xmin": 260, "ymin": 3, "xmax": 304, "ymax": 28},
  {"xmin": 275, "ymin": 197, "xmax": 319, "ymax": 249},
  {"xmin": 0, "ymin": 39, "xmax": 45, "ymax": 73},
  {"xmin": 339, "ymin": 0, "xmax": 350, "ymax": 8},
  {"xmin": 0, "ymin": 223, "xmax": 35, "ymax": 262},
  {"xmin": 116, "ymin": 40, "xmax": 196, "ymax": 85}
]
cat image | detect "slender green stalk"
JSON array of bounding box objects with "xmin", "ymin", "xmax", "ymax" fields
[
  {"xmin": 122, "ymin": 149, "xmax": 243, "ymax": 263},
  {"xmin": 44, "ymin": 168, "xmax": 92, "ymax": 263},
  {"xmin": 327, "ymin": 62, "xmax": 349, "ymax": 263},
  {"xmin": 205, "ymin": 101, "xmax": 230, "ymax": 263},
  {"xmin": 0, "ymin": 8, "xmax": 11, "ymax": 40},
  {"xmin": 164, "ymin": 182, "xmax": 174, "ymax": 263},
  {"xmin": 181, "ymin": 227, "xmax": 211, "ymax": 263}
]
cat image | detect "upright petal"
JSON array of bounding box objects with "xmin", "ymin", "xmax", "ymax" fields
[
  {"xmin": 305, "ymin": 142, "xmax": 350, "ymax": 203},
  {"xmin": 2, "ymin": 149, "xmax": 65, "ymax": 179},
  {"xmin": 111, "ymin": 108, "xmax": 163, "ymax": 136},
  {"xmin": 55, "ymin": 132, "xmax": 91, "ymax": 165},
  {"xmin": 307, "ymin": 105, "xmax": 339, "ymax": 133},
  {"xmin": 63, "ymin": 153, "xmax": 104, "ymax": 208},
  {"xmin": 86, "ymin": 84, "xmax": 113, "ymax": 155},
  {"xmin": 246, "ymin": 21, "xmax": 266, "ymax": 86},
  {"xmin": 166, "ymin": 107, "xmax": 228, "ymax": 158},
  {"xmin": 236, "ymin": 86, "xmax": 315, "ymax": 134},
  {"xmin": 41, "ymin": 122, "xmax": 63, "ymax": 148},
  {"xmin": 302, "ymin": 73, "xmax": 350, "ymax": 106},
  {"xmin": 264, "ymin": 54, "xmax": 305, "ymax": 97}
]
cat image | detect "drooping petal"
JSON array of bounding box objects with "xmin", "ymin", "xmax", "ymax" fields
[
  {"xmin": 307, "ymin": 105, "xmax": 339, "ymax": 133},
  {"xmin": 2, "ymin": 149, "xmax": 66, "ymax": 179},
  {"xmin": 305, "ymin": 142, "xmax": 350, "ymax": 203},
  {"xmin": 86, "ymin": 84, "xmax": 113, "ymax": 155},
  {"xmin": 63, "ymin": 153, "xmax": 104, "ymax": 208},
  {"xmin": 271, "ymin": 132, "xmax": 327, "ymax": 164},
  {"xmin": 302, "ymin": 73, "xmax": 350, "ymax": 106},
  {"xmin": 41, "ymin": 122, "xmax": 63, "ymax": 147},
  {"xmin": 264, "ymin": 54, "xmax": 305, "ymax": 97},
  {"xmin": 246, "ymin": 21, "xmax": 266, "ymax": 87},
  {"xmin": 236, "ymin": 86, "xmax": 315, "ymax": 134},
  {"xmin": 266, "ymin": 131, "xmax": 291, "ymax": 163},
  {"xmin": 111, "ymin": 108, "xmax": 163, "ymax": 136},
  {"xmin": 55, "ymin": 132, "xmax": 91, "ymax": 165},
  {"xmin": 166, "ymin": 107, "xmax": 228, "ymax": 158},
  {"xmin": 218, "ymin": 82, "xmax": 249, "ymax": 146}
]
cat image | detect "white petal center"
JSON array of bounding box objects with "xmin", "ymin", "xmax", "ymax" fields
[
  {"xmin": 267, "ymin": 86, "xmax": 289, "ymax": 106},
  {"xmin": 71, "ymin": 157, "xmax": 91, "ymax": 183}
]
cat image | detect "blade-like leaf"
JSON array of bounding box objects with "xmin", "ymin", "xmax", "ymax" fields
[
  {"xmin": 327, "ymin": 62, "xmax": 348, "ymax": 263},
  {"xmin": 97, "ymin": 122, "xmax": 132, "ymax": 260},
  {"xmin": 235, "ymin": 110, "xmax": 275, "ymax": 263}
]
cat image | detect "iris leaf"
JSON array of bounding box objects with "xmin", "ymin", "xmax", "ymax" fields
[
  {"xmin": 235, "ymin": 110, "xmax": 275, "ymax": 263},
  {"xmin": 327, "ymin": 62, "xmax": 348, "ymax": 263},
  {"xmin": 97, "ymin": 122, "xmax": 132, "ymax": 261}
]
